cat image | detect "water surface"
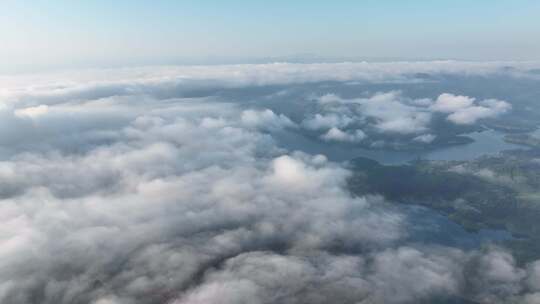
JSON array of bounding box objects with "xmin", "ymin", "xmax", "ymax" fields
[
  {"xmin": 277, "ymin": 129, "xmax": 523, "ymax": 165},
  {"xmin": 400, "ymin": 204, "xmax": 513, "ymax": 249}
]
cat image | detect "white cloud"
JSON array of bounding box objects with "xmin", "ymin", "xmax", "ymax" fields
[
  {"xmin": 368, "ymin": 247, "xmax": 464, "ymax": 303},
  {"xmin": 300, "ymin": 90, "xmax": 511, "ymax": 148},
  {"xmin": 430, "ymin": 93, "xmax": 475, "ymax": 113},
  {"xmin": 526, "ymin": 261, "xmax": 540, "ymax": 292},
  {"xmin": 14, "ymin": 104, "xmax": 49, "ymax": 119},
  {"xmin": 302, "ymin": 113, "xmax": 354, "ymax": 131},
  {"xmin": 431, "ymin": 93, "xmax": 511, "ymax": 125},
  {"xmin": 413, "ymin": 134, "xmax": 436, "ymax": 143},
  {"xmin": 480, "ymin": 98, "xmax": 513, "ymax": 112},
  {"xmin": 241, "ymin": 109, "xmax": 296, "ymax": 130},
  {"xmin": 447, "ymin": 106, "xmax": 493, "ymax": 124},
  {"xmin": 321, "ymin": 127, "xmax": 366, "ymax": 143},
  {"xmin": 317, "ymin": 93, "xmax": 342, "ymax": 104},
  {"xmin": 325, "ymin": 91, "xmax": 432, "ymax": 135}
]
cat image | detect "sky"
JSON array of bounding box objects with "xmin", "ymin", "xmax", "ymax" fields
[{"xmin": 1, "ymin": 0, "xmax": 540, "ymax": 71}]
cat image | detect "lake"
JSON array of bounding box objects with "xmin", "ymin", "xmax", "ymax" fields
[{"xmin": 277, "ymin": 129, "xmax": 524, "ymax": 165}]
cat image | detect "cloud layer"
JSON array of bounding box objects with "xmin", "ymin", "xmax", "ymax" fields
[{"xmin": 0, "ymin": 63, "xmax": 536, "ymax": 304}]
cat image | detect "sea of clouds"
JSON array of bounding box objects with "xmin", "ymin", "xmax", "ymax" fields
[{"xmin": 1, "ymin": 62, "xmax": 540, "ymax": 303}]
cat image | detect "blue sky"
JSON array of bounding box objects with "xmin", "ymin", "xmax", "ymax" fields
[{"xmin": 1, "ymin": 0, "xmax": 540, "ymax": 71}]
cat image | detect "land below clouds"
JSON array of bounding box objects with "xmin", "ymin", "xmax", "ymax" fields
[{"xmin": 347, "ymin": 147, "xmax": 540, "ymax": 264}]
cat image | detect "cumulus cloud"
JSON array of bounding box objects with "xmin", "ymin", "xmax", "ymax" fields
[
  {"xmin": 173, "ymin": 245, "xmax": 540, "ymax": 304},
  {"xmin": 413, "ymin": 134, "xmax": 437, "ymax": 143},
  {"xmin": 431, "ymin": 93, "xmax": 511, "ymax": 125},
  {"xmin": 302, "ymin": 113, "xmax": 354, "ymax": 131},
  {"xmin": 298, "ymin": 91, "xmax": 511, "ymax": 148},
  {"xmin": 464, "ymin": 248, "xmax": 536, "ymax": 303},
  {"xmin": 430, "ymin": 93, "xmax": 475, "ymax": 113},
  {"xmin": 312, "ymin": 91, "xmax": 432, "ymax": 135},
  {"xmin": 316, "ymin": 93, "xmax": 342, "ymax": 104},
  {"xmin": 300, "ymin": 91, "xmax": 433, "ymax": 147},
  {"xmin": 321, "ymin": 127, "xmax": 366, "ymax": 143},
  {"xmin": 241, "ymin": 109, "xmax": 296, "ymax": 130},
  {"xmin": 527, "ymin": 261, "xmax": 540, "ymax": 292},
  {"xmin": 359, "ymin": 92, "xmax": 432, "ymax": 134},
  {"xmin": 173, "ymin": 252, "xmax": 370, "ymax": 304}
]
